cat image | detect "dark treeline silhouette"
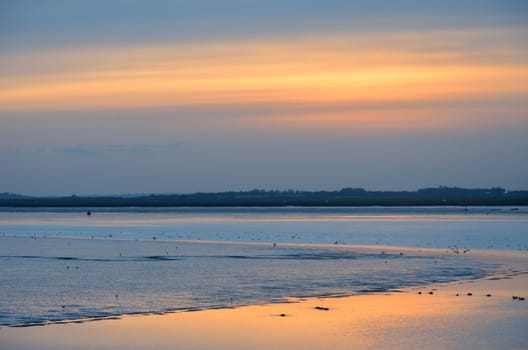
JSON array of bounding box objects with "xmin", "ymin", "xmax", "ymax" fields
[{"xmin": 1, "ymin": 187, "xmax": 527, "ymax": 207}]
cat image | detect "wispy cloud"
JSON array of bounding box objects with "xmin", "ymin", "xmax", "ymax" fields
[
  {"xmin": 1, "ymin": 29, "xmax": 527, "ymax": 117},
  {"xmin": 56, "ymin": 146, "xmax": 98, "ymax": 156},
  {"xmin": 55, "ymin": 143, "xmax": 184, "ymax": 156},
  {"xmin": 104, "ymin": 142, "xmax": 184, "ymax": 155}
]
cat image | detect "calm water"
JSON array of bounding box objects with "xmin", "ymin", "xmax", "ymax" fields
[{"xmin": 0, "ymin": 206, "xmax": 527, "ymax": 326}]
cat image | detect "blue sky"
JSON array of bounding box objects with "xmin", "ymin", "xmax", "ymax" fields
[{"xmin": 1, "ymin": 1, "xmax": 527, "ymax": 195}]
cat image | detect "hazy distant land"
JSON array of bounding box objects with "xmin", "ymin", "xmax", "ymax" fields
[{"xmin": 1, "ymin": 187, "xmax": 527, "ymax": 207}]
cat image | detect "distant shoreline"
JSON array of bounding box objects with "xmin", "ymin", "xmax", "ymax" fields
[
  {"xmin": 1, "ymin": 187, "xmax": 528, "ymax": 207},
  {"xmin": 1, "ymin": 200, "xmax": 528, "ymax": 208}
]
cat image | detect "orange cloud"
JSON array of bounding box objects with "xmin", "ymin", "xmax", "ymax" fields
[{"xmin": 1, "ymin": 29, "xmax": 527, "ymax": 131}]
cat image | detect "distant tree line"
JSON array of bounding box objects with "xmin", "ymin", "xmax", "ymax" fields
[{"xmin": 0, "ymin": 187, "xmax": 527, "ymax": 207}]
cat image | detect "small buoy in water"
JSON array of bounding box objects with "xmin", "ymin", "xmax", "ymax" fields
[
  {"xmin": 86, "ymin": 211, "xmax": 91, "ymax": 216},
  {"xmin": 279, "ymin": 313, "xmax": 286, "ymax": 317},
  {"xmin": 467, "ymin": 293, "xmax": 473, "ymax": 296}
]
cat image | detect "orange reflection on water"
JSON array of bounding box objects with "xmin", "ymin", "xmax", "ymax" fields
[
  {"xmin": 3, "ymin": 266, "xmax": 528, "ymax": 350},
  {"xmin": 0, "ymin": 291, "xmax": 481, "ymax": 349}
]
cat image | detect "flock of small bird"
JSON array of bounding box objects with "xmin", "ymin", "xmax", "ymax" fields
[
  {"xmin": 417, "ymin": 290, "xmax": 525, "ymax": 301},
  {"xmin": 446, "ymin": 245, "xmax": 470, "ymax": 254},
  {"xmin": 277, "ymin": 291, "xmax": 527, "ymax": 318}
]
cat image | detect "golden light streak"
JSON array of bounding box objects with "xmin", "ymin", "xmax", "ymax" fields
[
  {"xmin": 1, "ymin": 30, "xmax": 527, "ymax": 130},
  {"xmin": 1, "ymin": 65, "xmax": 525, "ymax": 110}
]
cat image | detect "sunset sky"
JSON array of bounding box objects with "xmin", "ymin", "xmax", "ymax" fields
[{"xmin": 1, "ymin": 1, "xmax": 527, "ymax": 195}]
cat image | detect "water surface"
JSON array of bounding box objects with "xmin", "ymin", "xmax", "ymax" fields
[{"xmin": 1, "ymin": 206, "xmax": 526, "ymax": 327}]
